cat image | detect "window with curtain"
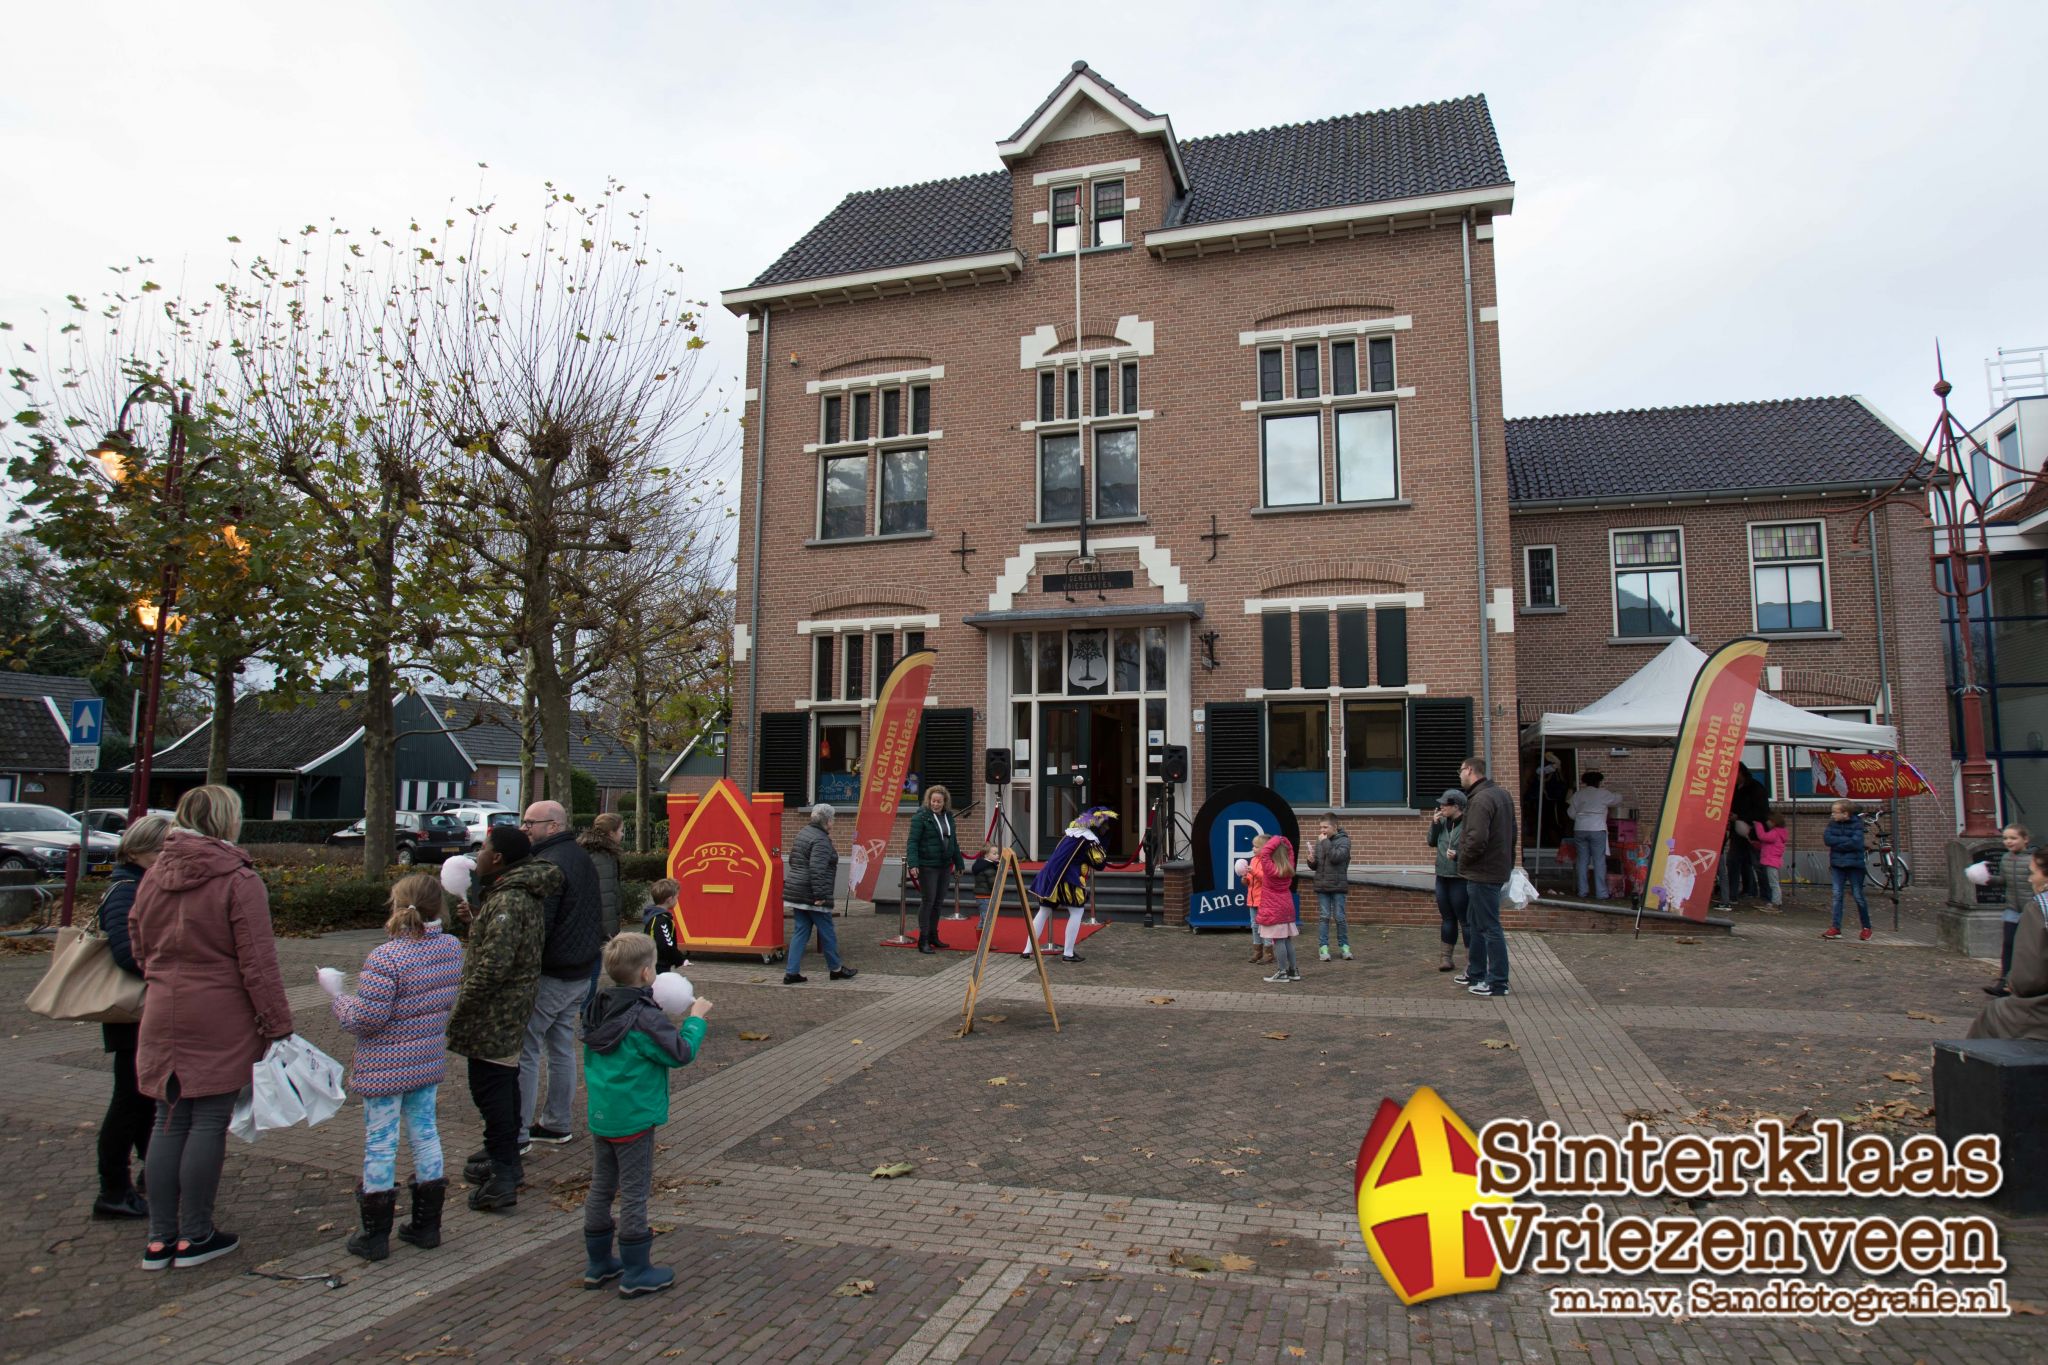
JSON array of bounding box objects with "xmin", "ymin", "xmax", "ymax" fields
[
  {"xmin": 1262, "ymin": 413, "xmax": 1321, "ymax": 507},
  {"xmin": 1750, "ymin": 521, "xmax": 1827, "ymax": 632},
  {"xmin": 1335, "ymin": 407, "xmax": 1397, "ymax": 502}
]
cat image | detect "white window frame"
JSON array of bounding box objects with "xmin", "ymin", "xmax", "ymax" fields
[
  {"xmin": 1339, "ymin": 697, "xmax": 1410, "ymax": 810},
  {"xmin": 1049, "ymin": 184, "xmax": 1082, "ymax": 254},
  {"xmin": 1092, "ymin": 424, "xmax": 1141, "ymax": 520},
  {"xmin": 1524, "ymin": 544, "xmax": 1559, "ymax": 609},
  {"xmin": 811, "ymin": 709, "xmax": 865, "ymax": 805},
  {"xmin": 1993, "ymin": 425, "xmax": 2022, "ymax": 510},
  {"xmin": 1789, "ymin": 707, "xmax": 1879, "ymax": 803},
  {"xmin": 1609, "ymin": 526, "xmax": 1688, "ymax": 639},
  {"xmin": 817, "ymin": 449, "xmax": 870, "ymax": 542},
  {"xmin": 877, "ymin": 445, "xmax": 929, "ymax": 537},
  {"xmin": 1332, "ymin": 402, "xmax": 1400, "ymax": 504},
  {"xmin": 1260, "ymin": 411, "xmax": 1324, "ymax": 509},
  {"xmin": 1746, "ymin": 518, "xmax": 1831, "ymax": 634},
  {"xmin": 1092, "ymin": 178, "xmax": 1125, "ymax": 247}
]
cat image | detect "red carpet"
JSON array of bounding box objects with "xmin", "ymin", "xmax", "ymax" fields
[{"xmin": 879, "ymin": 916, "xmax": 1108, "ymax": 953}]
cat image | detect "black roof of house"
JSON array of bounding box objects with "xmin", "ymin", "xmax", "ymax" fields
[
  {"xmin": 747, "ymin": 67, "xmax": 1509, "ymax": 288},
  {"xmin": 0, "ymin": 672, "xmax": 98, "ymax": 706},
  {"xmin": 1504, "ymin": 397, "xmax": 1924, "ymax": 504},
  {"xmin": 150, "ymin": 693, "xmax": 367, "ymax": 775},
  {"xmin": 0, "ymin": 697, "xmax": 69, "ymax": 770},
  {"xmin": 423, "ymin": 695, "xmax": 669, "ymax": 789}
]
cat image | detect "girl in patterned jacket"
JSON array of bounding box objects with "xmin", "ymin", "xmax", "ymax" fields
[{"xmin": 319, "ymin": 872, "xmax": 464, "ymax": 1261}]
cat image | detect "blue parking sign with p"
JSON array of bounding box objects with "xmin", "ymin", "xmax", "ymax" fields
[{"xmin": 69, "ymin": 698, "xmax": 105, "ymax": 746}]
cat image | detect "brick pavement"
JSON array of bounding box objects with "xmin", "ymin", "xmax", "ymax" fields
[{"xmin": 2, "ymin": 919, "xmax": 2043, "ymax": 1362}]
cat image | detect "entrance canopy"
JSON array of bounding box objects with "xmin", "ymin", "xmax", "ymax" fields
[{"xmin": 1522, "ymin": 638, "xmax": 1898, "ymax": 752}]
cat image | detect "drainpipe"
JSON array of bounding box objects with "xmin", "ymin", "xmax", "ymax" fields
[
  {"xmin": 745, "ymin": 307, "xmax": 772, "ymax": 790},
  {"xmin": 1869, "ymin": 502, "xmax": 1900, "ymax": 932},
  {"xmin": 1461, "ymin": 212, "xmax": 1494, "ymax": 762}
]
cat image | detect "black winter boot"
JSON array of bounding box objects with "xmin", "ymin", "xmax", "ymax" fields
[
  {"xmin": 397, "ymin": 1178, "xmax": 447, "ymax": 1249},
  {"xmin": 468, "ymin": 1160, "xmax": 521, "ymax": 1212},
  {"xmin": 347, "ymin": 1186, "xmax": 397, "ymax": 1261},
  {"xmin": 463, "ymin": 1149, "xmax": 492, "ymax": 1185}
]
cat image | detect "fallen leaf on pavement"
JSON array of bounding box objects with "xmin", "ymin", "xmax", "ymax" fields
[
  {"xmin": 871, "ymin": 1162, "xmax": 915, "ymax": 1179},
  {"xmin": 1169, "ymin": 1249, "xmax": 1221, "ymax": 1272},
  {"xmin": 1219, "ymin": 1254, "xmax": 1255, "ymax": 1272},
  {"xmin": 1906, "ymin": 1010, "xmax": 1939, "ymax": 1022},
  {"xmin": 1262, "ymin": 1031, "xmax": 1290, "ymax": 1041},
  {"xmin": 831, "ymin": 1278, "xmax": 876, "ymax": 1298},
  {"xmin": 982, "ymin": 1014, "xmax": 1007, "ymax": 1023},
  {"xmin": 987, "ymin": 1076, "xmax": 1010, "ymax": 1086},
  {"xmin": 1885, "ymin": 1071, "xmax": 1922, "ymax": 1084},
  {"xmin": 1288, "ymin": 1349, "xmax": 1308, "ymax": 1359},
  {"xmin": 1115, "ymin": 1314, "xmax": 1135, "ymax": 1325},
  {"xmin": 11, "ymin": 1308, "xmax": 41, "ymax": 1320},
  {"xmin": 1147, "ymin": 996, "xmax": 1174, "ymax": 1005},
  {"xmin": 1673, "ymin": 936, "xmax": 1699, "ymax": 945},
  {"xmin": 738, "ymin": 1031, "xmax": 771, "ymax": 1041},
  {"xmin": 1482, "ymin": 1038, "xmax": 1517, "ymax": 1050},
  {"xmin": 2011, "ymin": 1301, "xmax": 2046, "ymax": 1316}
]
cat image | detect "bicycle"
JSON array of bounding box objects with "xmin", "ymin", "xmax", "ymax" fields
[{"xmin": 1864, "ymin": 809, "xmax": 1912, "ymax": 892}]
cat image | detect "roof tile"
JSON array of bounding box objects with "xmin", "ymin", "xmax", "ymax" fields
[{"xmin": 1505, "ymin": 397, "xmax": 1923, "ymax": 503}]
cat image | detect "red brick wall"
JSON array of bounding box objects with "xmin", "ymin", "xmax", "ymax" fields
[
  {"xmin": 1508, "ymin": 494, "xmax": 1949, "ymax": 866},
  {"xmin": 731, "ymin": 123, "xmax": 1516, "ymax": 870}
]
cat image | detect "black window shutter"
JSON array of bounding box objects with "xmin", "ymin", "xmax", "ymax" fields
[
  {"xmin": 1376, "ymin": 608, "xmax": 1409, "ymax": 687},
  {"xmin": 759, "ymin": 713, "xmax": 810, "ymax": 807},
  {"xmin": 1205, "ymin": 703, "xmax": 1265, "ymax": 797},
  {"xmin": 1299, "ymin": 609, "xmax": 1330, "ymax": 690},
  {"xmin": 919, "ymin": 708, "xmax": 974, "ymax": 802},
  {"xmin": 1261, "ymin": 613, "xmax": 1293, "ymax": 691},
  {"xmin": 1337, "ymin": 609, "xmax": 1370, "ymax": 688},
  {"xmin": 1407, "ymin": 698, "xmax": 1472, "ymax": 812}
]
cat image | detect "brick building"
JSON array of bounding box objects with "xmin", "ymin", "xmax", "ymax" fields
[
  {"xmin": 723, "ymin": 62, "xmax": 1519, "ymax": 868},
  {"xmin": 1505, "ymin": 397, "xmax": 1947, "ymax": 883}
]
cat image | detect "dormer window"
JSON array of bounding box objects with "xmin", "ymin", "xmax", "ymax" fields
[
  {"xmin": 1093, "ymin": 180, "xmax": 1125, "ymax": 246},
  {"xmin": 1051, "ymin": 186, "xmax": 1081, "ymax": 254}
]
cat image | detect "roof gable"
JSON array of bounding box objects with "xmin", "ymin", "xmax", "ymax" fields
[
  {"xmin": 998, "ymin": 61, "xmax": 1185, "ymax": 189},
  {"xmin": 1505, "ymin": 397, "xmax": 1924, "ymax": 504}
]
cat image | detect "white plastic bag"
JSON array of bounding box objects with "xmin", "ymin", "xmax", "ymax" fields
[
  {"xmin": 274, "ymin": 1035, "xmax": 347, "ymax": 1127},
  {"xmin": 1507, "ymin": 865, "xmax": 1540, "ymax": 910},
  {"xmin": 225, "ymin": 1036, "xmax": 345, "ymax": 1142}
]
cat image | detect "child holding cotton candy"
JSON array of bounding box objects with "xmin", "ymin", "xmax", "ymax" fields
[
  {"xmin": 578, "ymin": 933, "xmax": 711, "ymax": 1298},
  {"xmin": 320, "ymin": 872, "xmax": 464, "ymax": 1261}
]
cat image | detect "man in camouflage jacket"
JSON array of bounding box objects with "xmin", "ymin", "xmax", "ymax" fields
[{"xmin": 448, "ymin": 826, "xmax": 562, "ymax": 1208}]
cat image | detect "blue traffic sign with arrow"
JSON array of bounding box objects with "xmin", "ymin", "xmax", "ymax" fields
[{"xmin": 68, "ymin": 698, "xmax": 105, "ymax": 746}]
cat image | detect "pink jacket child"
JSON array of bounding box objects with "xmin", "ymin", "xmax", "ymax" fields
[
  {"xmin": 1250, "ymin": 837, "xmax": 1300, "ymax": 936},
  {"xmin": 1755, "ymin": 824, "xmax": 1789, "ymax": 869}
]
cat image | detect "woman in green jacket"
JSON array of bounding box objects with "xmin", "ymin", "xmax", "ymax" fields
[{"xmin": 906, "ymin": 785, "xmax": 966, "ymax": 954}]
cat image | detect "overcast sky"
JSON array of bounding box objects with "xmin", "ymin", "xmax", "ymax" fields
[{"xmin": 4, "ymin": 0, "xmax": 2043, "ymax": 459}]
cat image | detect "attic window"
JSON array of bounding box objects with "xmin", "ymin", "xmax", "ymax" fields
[
  {"xmin": 1093, "ymin": 180, "xmax": 1125, "ymax": 247},
  {"xmin": 1051, "ymin": 186, "xmax": 1081, "ymax": 254}
]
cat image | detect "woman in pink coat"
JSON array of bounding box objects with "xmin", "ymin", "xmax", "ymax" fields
[
  {"xmin": 128, "ymin": 785, "xmax": 294, "ymax": 1272},
  {"xmin": 1251, "ymin": 835, "xmax": 1302, "ymax": 984}
]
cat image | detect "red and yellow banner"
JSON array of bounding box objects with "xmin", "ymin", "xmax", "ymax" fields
[
  {"xmin": 849, "ymin": 649, "xmax": 936, "ymax": 902},
  {"xmin": 1809, "ymin": 750, "xmax": 1933, "ymax": 801},
  {"xmin": 1646, "ymin": 638, "xmax": 1769, "ymax": 921}
]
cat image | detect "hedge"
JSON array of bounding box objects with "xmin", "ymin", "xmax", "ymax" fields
[
  {"xmin": 619, "ymin": 852, "xmax": 669, "ymax": 882},
  {"xmin": 239, "ymin": 819, "xmax": 357, "ymax": 845}
]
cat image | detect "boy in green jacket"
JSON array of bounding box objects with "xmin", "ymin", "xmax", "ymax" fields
[{"xmin": 579, "ymin": 934, "xmax": 711, "ymax": 1298}]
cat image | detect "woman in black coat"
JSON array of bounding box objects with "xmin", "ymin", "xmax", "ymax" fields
[{"xmin": 94, "ymin": 813, "xmax": 173, "ymax": 1220}]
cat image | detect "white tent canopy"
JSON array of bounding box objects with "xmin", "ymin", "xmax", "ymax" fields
[{"xmin": 1522, "ymin": 638, "xmax": 1898, "ymax": 752}]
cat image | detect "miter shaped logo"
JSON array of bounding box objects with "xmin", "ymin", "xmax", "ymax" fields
[{"xmin": 1354, "ymin": 1087, "xmax": 1512, "ymax": 1305}]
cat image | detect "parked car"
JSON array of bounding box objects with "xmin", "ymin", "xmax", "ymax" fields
[
  {"xmin": 80, "ymin": 806, "xmax": 177, "ymax": 836},
  {"xmin": 429, "ymin": 798, "xmax": 506, "ymax": 814},
  {"xmin": 326, "ymin": 811, "xmax": 472, "ymax": 865},
  {"xmin": 0, "ymin": 803, "xmax": 120, "ymax": 876},
  {"xmin": 441, "ymin": 804, "xmax": 520, "ymax": 850}
]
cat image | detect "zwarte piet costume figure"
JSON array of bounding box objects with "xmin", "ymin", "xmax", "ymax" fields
[{"xmin": 1025, "ymin": 808, "xmax": 1113, "ymax": 963}]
